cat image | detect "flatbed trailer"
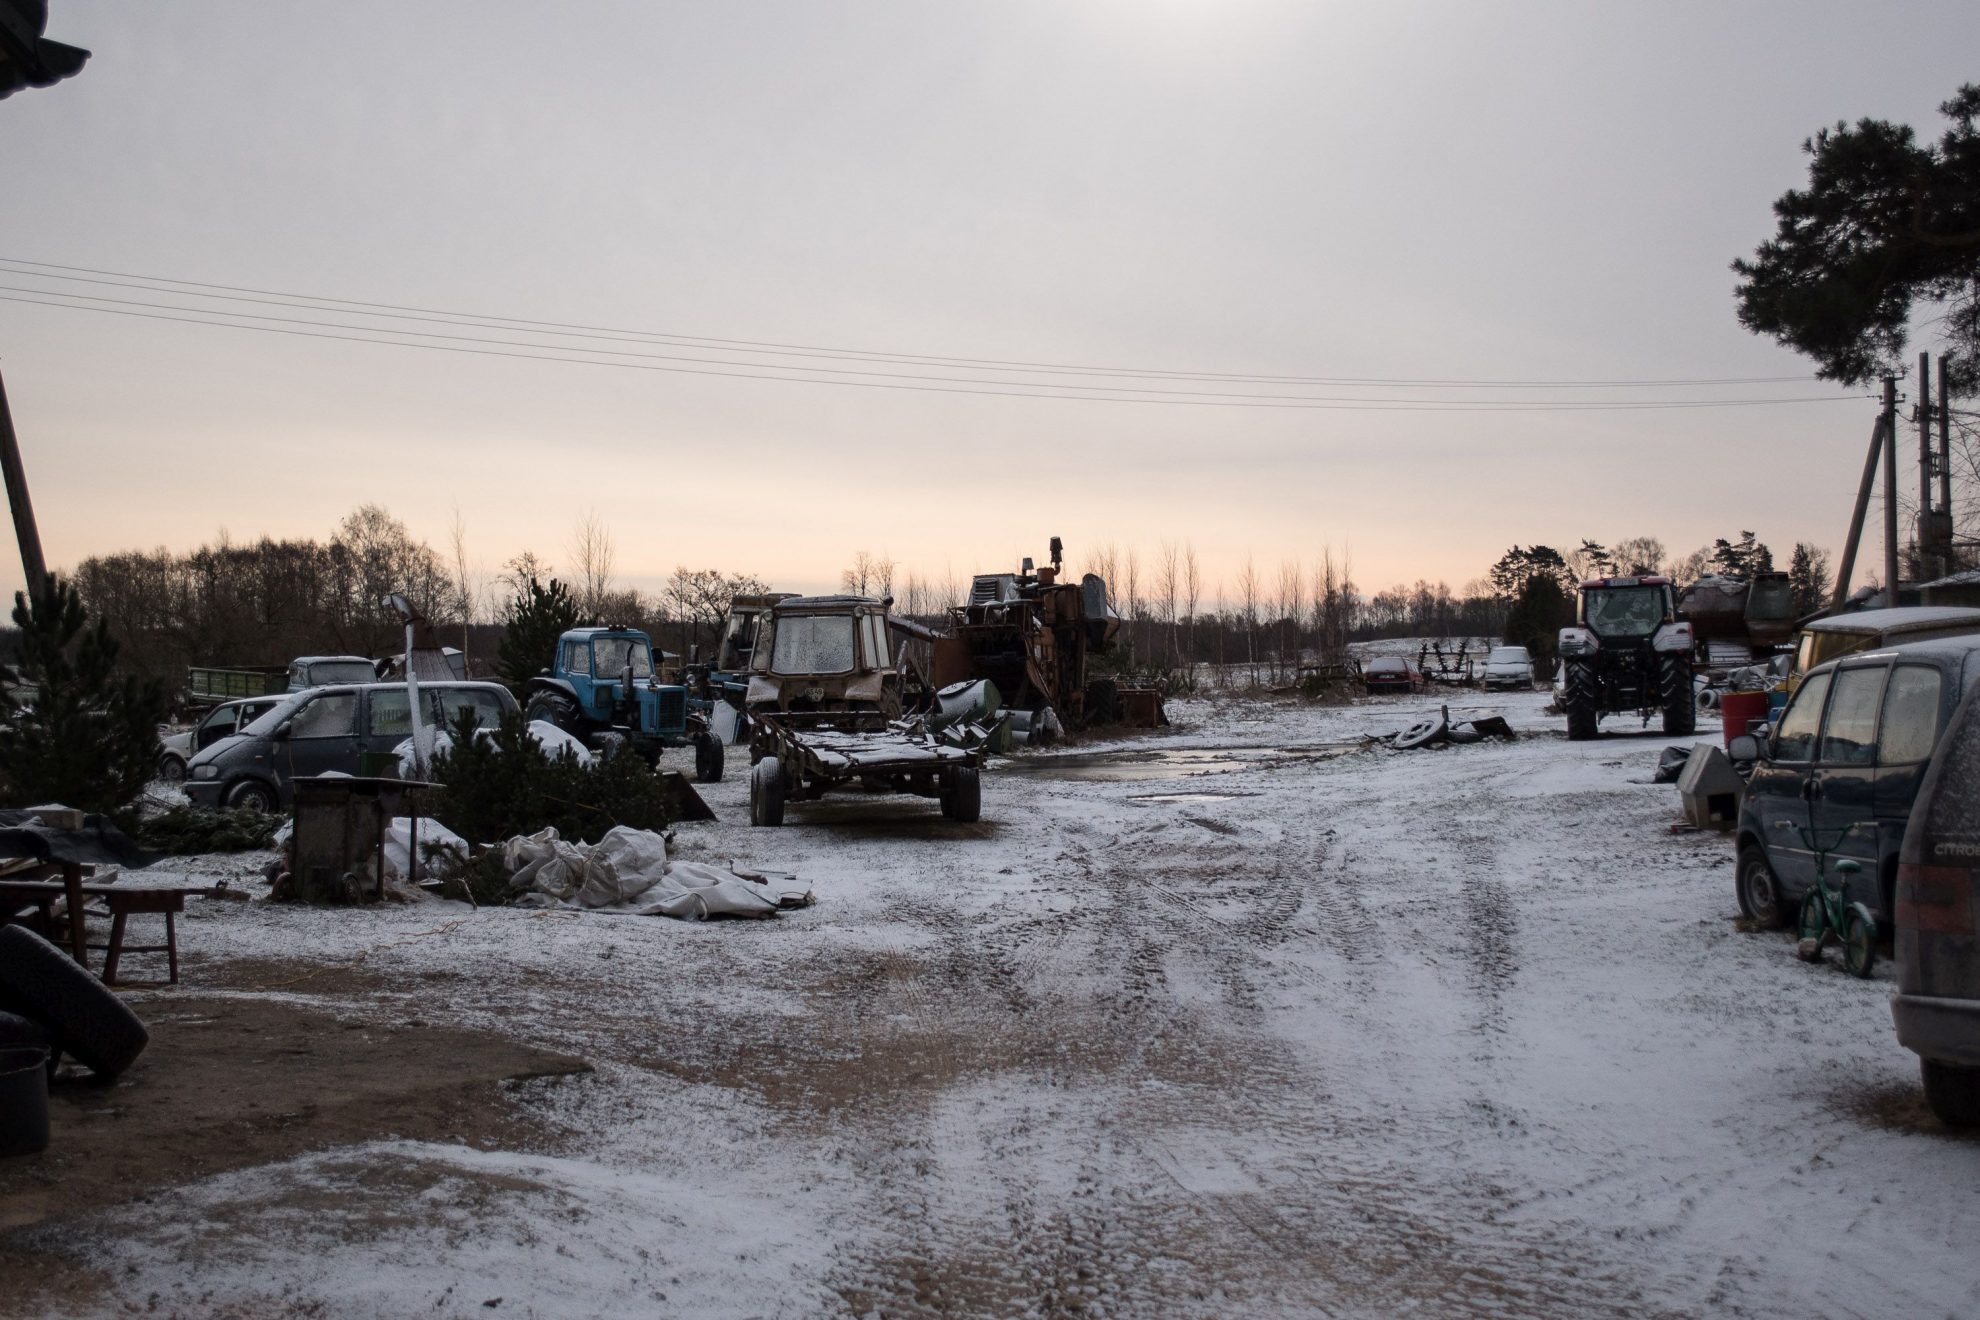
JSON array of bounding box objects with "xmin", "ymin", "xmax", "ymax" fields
[{"xmin": 747, "ymin": 710, "xmax": 984, "ymax": 826}]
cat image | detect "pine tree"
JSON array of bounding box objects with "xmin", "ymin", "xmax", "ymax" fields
[
  {"xmin": 0, "ymin": 578, "xmax": 171, "ymax": 814},
  {"xmin": 1788, "ymin": 543, "xmax": 1833, "ymax": 615},
  {"xmin": 495, "ymin": 576, "xmax": 582, "ymax": 694},
  {"xmin": 1734, "ymin": 84, "xmax": 1980, "ymax": 394}
]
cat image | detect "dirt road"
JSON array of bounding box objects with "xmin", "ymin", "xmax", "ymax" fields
[{"xmin": 6, "ymin": 690, "xmax": 1977, "ymax": 1318}]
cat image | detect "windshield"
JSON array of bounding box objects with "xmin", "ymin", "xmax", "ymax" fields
[
  {"xmin": 1487, "ymin": 647, "xmax": 1528, "ymax": 664},
  {"xmin": 591, "ymin": 636, "xmax": 653, "ymax": 679},
  {"xmin": 771, "ymin": 614, "xmax": 858, "ymax": 674},
  {"xmin": 1367, "ymin": 657, "xmax": 1405, "ymax": 673},
  {"xmin": 1583, "ymin": 587, "xmax": 1665, "ymax": 637},
  {"xmin": 240, "ymin": 691, "xmax": 314, "ymax": 738}
]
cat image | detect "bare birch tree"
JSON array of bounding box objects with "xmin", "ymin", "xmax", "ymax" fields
[
  {"xmin": 1157, "ymin": 541, "xmax": 1180, "ymax": 669},
  {"xmin": 1237, "ymin": 554, "xmax": 1260, "ymax": 687},
  {"xmin": 568, "ymin": 512, "xmax": 616, "ymax": 621},
  {"xmin": 1182, "ymin": 541, "xmax": 1201, "ymax": 674}
]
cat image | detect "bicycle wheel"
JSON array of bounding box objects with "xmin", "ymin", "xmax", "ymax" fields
[
  {"xmin": 1796, "ymin": 891, "xmax": 1827, "ymax": 962},
  {"xmin": 1843, "ymin": 904, "xmax": 1878, "ymax": 979}
]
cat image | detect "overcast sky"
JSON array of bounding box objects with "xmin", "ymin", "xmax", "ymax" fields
[{"xmin": 2, "ymin": 2, "xmax": 1976, "ymax": 606}]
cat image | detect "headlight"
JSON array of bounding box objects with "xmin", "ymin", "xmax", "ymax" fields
[{"xmin": 191, "ymin": 764, "xmax": 219, "ymax": 780}]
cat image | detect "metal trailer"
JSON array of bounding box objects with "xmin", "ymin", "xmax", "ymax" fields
[{"xmin": 746, "ymin": 710, "xmax": 984, "ymax": 827}]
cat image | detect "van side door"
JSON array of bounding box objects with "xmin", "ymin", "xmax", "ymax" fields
[
  {"xmin": 281, "ymin": 690, "xmax": 361, "ymax": 787},
  {"xmin": 1811, "ymin": 661, "xmax": 1888, "ymax": 911},
  {"xmin": 1872, "ymin": 662, "xmax": 1949, "ymax": 917},
  {"xmin": 1750, "ymin": 669, "xmax": 1831, "ymax": 902}
]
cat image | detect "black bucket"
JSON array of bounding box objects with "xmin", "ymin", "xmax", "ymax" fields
[{"xmin": 0, "ymin": 1044, "xmax": 51, "ymax": 1157}]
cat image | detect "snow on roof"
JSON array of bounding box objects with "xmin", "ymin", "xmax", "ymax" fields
[
  {"xmin": 1915, "ymin": 567, "xmax": 1980, "ymax": 590},
  {"xmin": 1802, "ymin": 605, "xmax": 1980, "ymax": 633}
]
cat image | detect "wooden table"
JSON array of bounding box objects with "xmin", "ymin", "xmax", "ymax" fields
[{"xmin": 0, "ymin": 873, "xmax": 197, "ymax": 986}]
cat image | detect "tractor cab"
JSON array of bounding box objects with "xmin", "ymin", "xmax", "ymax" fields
[
  {"xmin": 527, "ymin": 626, "xmax": 701, "ymax": 764},
  {"xmin": 745, "ymin": 596, "xmax": 903, "ymax": 717},
  {"xmin": 1577, "ymin": 578, "xmax": 1675, "ymax": 639}
]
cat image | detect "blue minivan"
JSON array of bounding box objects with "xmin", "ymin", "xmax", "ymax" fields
[{"xmin": 1732, "ymin": 636, "xmax": 1980, "ymax": 932}]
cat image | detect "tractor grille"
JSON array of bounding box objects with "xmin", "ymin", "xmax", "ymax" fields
[{"xmin": 656, "ymin": 688, "xmax": 686, "ymax": 730}]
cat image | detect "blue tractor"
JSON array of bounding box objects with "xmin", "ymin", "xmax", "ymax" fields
[{"xmin": 526, "ymin": 627, "xmax": 725, "ymax": 781}]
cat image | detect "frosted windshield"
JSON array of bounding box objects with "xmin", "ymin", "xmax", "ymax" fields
[{"xmin": 772, "ymin": 615, "xmax": 857, "ymax": 674}]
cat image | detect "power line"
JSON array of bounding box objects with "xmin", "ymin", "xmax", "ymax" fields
[
  {"xmin": 0, "ymin": 284, "xmax": 1869, "ymax": 408},
  {"xmin": 0, "ymin": 255, "xmax": 1825, "ymax": 392},
  {"xmin": 1, "ymin": 291, "xmax": 1866, "ymax": 413}
]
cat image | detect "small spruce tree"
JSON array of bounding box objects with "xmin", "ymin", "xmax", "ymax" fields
[
  {"xmin": 0, "ymin": 578, "xmax": 171, "ymax": 814},
  {"xmin": 495, "ymin": 575, "xmax": 583, "ymax": 695}
]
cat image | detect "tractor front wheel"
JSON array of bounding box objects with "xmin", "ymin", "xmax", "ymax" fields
[
  {"xmin": 1564, "ymin": 662, "xmax": 1599, "ymax": 741},
  {"xmin": 1660, "ymin": 654, "xmax": 1696, "ymax": 736}
]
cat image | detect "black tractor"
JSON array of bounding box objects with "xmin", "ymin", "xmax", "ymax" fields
[{"xmin": 1557, "ymin": 576, "xmax": 1696, "ymax": 740}]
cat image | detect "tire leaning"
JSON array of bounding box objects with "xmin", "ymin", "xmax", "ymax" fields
[{"xmin": 0, "ymin": 926, "xmax": 149, "ymax": 1079}]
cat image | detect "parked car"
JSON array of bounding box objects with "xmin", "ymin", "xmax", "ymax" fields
[
  {"xmin": 156, "ymin": 696, "xmax": 283, "ymax": 783},
  {"xmin": 1477, "ymin": 645, "xmax": 1534, "ymax": 692},
  {"xmin": 182, "ymin": 681, "xmax": 518, "ymax": 812},
  {"xmin": 1729, "ymin": 635, "xmax": 1980, "ymax": 935},
  {"xmin": 1891, "ymin": 676, "xmax": 1980, "ymax": 1126},
  {"xmin": 1362, "ymin": 656, "xmax": 1425, "ymax": 694},
  {"xmin": 286, "ymin": 655, "xmax": 381, "ymax": 690}
]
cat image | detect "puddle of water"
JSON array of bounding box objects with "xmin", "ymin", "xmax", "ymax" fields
[
  {"xmin": 1126, "ymin": 791, "xmax": 1257, "ymax": 803},
  {"xmin": 995, "ymin": 742, "xmax": 1362, "ymax": 783}
]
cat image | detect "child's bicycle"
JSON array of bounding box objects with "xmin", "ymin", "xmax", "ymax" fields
[{"xmin": 1794, "ymin": 826, "xmax": 1878, "ymax": 979}]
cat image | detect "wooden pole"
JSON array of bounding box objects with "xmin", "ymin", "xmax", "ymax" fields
[
  {"xmin": 1920, "ymin": 353, "xmax": 1936, "ymax": 580},
  {"xmin": 1939, "ymin": 355, "xmax": 1954, "ymax": 557},
  {"xmin": 1884, "ymin": 373, "xmax": 1903, "ymax": 604},
  {"xmin": 1833, "ymin": 392, "xmax": 1893, "ymax": 611},
  {"xmin": 0, "ymin": 367, "xmax": 50, "ymax": 608}
]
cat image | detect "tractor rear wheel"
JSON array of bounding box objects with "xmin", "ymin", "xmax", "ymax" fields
[
  {"xmin": 1564, "ymin": 662, "xmax": 1599, "ymax": 741},
  {"xmin": 1660, "ymin": 654, "xmax": 1696, "ymax": 736},
  {"xmin": 526, "ymin": 689, "xmax": 583, "ymax": 737}
]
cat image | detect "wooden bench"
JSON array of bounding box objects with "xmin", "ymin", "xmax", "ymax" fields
[{"xmin": 0, "ymin": 873, "xmax": 195, "ymax": 987}]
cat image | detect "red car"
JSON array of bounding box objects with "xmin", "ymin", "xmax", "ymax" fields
[{"xmin": 1363, "ymin": 656, "xmax": 1425, "ymax": 694}]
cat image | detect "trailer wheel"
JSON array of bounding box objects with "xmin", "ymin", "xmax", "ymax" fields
[
  {"xmin": 0, "ymin": 926, "xmax": 149, "ymax": 1080},
  {"xmin": 941, "ymin": 766, "xmax": 982, "ymax": 823},
  {"xmin": 695, "ymin": 734, "xmax": 725, "ymax": 784},
  {"xmin": 749, "ymin": 757, "xmax": 785, "ymax": 827}
]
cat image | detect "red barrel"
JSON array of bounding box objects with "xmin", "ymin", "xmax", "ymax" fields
[{"xmin": 1720, "ymin": 690, "xmax": 1771, "ymax": 746}]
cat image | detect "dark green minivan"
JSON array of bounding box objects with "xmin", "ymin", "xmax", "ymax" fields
[{"xmin": 1731, "ymin": 636, "xmax": 1980, "ymax": 933}]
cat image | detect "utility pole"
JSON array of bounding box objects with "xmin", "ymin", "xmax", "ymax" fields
[
  {"xmin": 1834, "ymin": 381, "xmax": 1896, "ymax": 611},
  {"xmin": 1939, "ymin": 355, "xmax": 1954, "ymax": 567},
  {"xmin": 1920, "ymin": 353, "xmax": 1937, "ymax": 582},
  {"xmin": 1884, "ymin": 372, "xmax": 1902, "ymax": 605},
  {"xmin": 0, "ymin": 365, "xmax": 49, "ymax": 609}
]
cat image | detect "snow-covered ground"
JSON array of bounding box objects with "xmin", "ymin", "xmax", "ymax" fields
[{"xmin": 16, "ymin": 690, "xmax": 1980, "ymax": 1318}]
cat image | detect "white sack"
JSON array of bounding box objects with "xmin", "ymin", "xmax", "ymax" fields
[{"xmin": 383, "ymin": 815, "xmax": 469, "ymax": 882}]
